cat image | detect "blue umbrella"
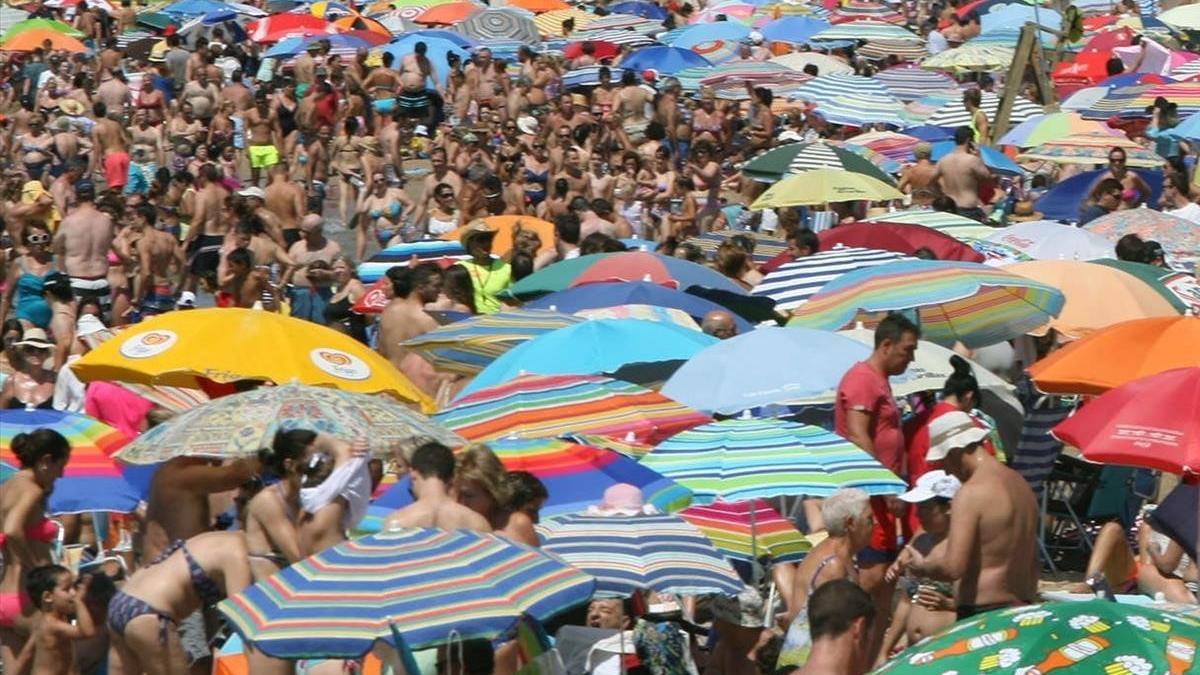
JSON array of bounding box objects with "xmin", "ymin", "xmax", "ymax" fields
[
  {"xmin": 1034, "ymin": 168, "xmax": 1163, "ymax": 222},
  {"xmin": 620, "ymin": 45, "xmax": 712, "ymax": 76},
  {"xmin": 523, "ymin": 281, "xmax": 755, "ymax": 333},
  {"xmin": 931, "ymin": 141, "xmax": 1024, "ymax": 176},
  {"xmin": 609, "ymin": 1, "xmax": 668, "ymax": 20},
  {"xmin": 162, "ymin": 0, "xmax": 231, "ymax": 16},
  {"xmin": 380, "ymin": 35, "xmax": 470, "ymax": 86},
  {"xmin": 357, "ymin": 240, "xmax": 468, "ymax": 283},
  {"xmin": 660, "ymin": 327, "xmax": 871, "ymax": 414},
  {"xmin": 759, "ymin": 16, "xmax": 831, "ymax": 44},
  {"xmin": 266, "ymin": 32, "xmax": 381, "ymax": 58},
  {"xmin": 460, "ymin": 319, "xmax": 717, "ymax": 397},
  {"xmin": 1163, "ymin": 110, "xmax": 1200, "ymax": 141},
  {"xmin": 407, "ymin": 28, "xmax": 477, "ymax": 48},
  {"xmin": 562, "ymin": 66, "xmax": 629, "ymax": 88},
  {"xmin": 903, "ymin": 125, "xmax": 954, "ymax": 142},
  {"xmin": 1148, "ymin": 481, "xmax": 1198, "ymax": 562},
  {"xmin": 663, "ymin": 21, "xmax": 751, "ymax": 47}
]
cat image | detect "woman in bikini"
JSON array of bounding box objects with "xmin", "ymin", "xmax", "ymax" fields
[
  {"xmin": 243, "ymin": 433, "xmax": 313, "ymax": 582},
  {"xmin": 16, "ymin": 115, "xmax": 56, "ymax": 182},
  {"xmin": 522, "ymin": 141, "xmax": 552, "ymax": 208},
  {"xmin": 356, "ymin": 171, "xmax": 414, "ymax": 260},
  {"xmin": 332, "ymin": 117, "xmax": 365, "ymax": 231}
]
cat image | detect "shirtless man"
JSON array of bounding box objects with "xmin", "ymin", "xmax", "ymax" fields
[
  {"xmin": 932, "ymin": 126, "xmax": 991, "ymax": 221},
  {"xmin": 303, "ymin": 125, "xmax": 332, "ymax": 212},
  {"xmin": 51, "ymin": 181, "xmax": 114, "ymax": 314},
  {"xmin": 219, "ymin": 69, "xmax": 255, "ymax": 111},
  {"xmin": 465, "ymin": 48, "xmax": 500, "ymax": 109},
  {"xmin": 899, "ymin": 142, "xmax": 938, "ymax": 206},
  {"xmin": 244, "ymin": 94, "xmax": 283, "ymax": 186},
  {"xmin": 293, "ymin": 44, "xmax": 318, "ymax": 88},
  {"xmin": 382, "ymin": 441, "xmax": 491, "ymax": 531},
  {"xmin": 286, "ymin": 214, "xmax": 341, "ymax": 324},
  {"xmin": 88, "ymin": 101, "xmax": 129, "ymax": 194},
  {"xmin": 180, "ymin": 70, "xmax": 219, "ymax": 122},
  {"xmin": 614, "ymin": 71, "xmax": 652, "ymax": 145},
  {"xmin": 376, "ymin": 264, "xmax": 442, "ymax": 397},
  {"xmin": 49, "ymin": 161, "xmax": 83, "ymax": 216},
  {"xmin": 896, "ymin": 411, "xmax": 1039, "ymax": 621},
  {"xmin": 183, "ymin": 165, "xmax": 230, "ymax": 292},
  {"xmin": 410, "ymin": 147, "xmax": 462, "ymax": 227},
  {"xmin": 129, "ymin": 202, "xmax": 184, "ymax": 316},
  {"xmin": 95, "ymin": 69, "xmax": 130, "ymax": 116},
  {"xmin": 555, "ymin": 146, "xmax": 589, "ymax": 196},
  {"xmin": 263, "ymin": 164, "xmax": 307, "ymax": 248}
]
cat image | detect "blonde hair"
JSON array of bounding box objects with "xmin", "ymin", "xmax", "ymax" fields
[{"xmin": 455, "ymin": 444, "xmax": 510, "ymax": 506}]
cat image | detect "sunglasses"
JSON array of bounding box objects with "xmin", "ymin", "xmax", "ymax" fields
[
  {"xmin": 533, "ymin": 144, "xmax": 546, "ymax": 150},
  {"xmin": 27, "ymin": 233, "xmax": 50, "ymax": 244},
  {"xmin": 1108, "ymin": 157, "xmax": 1125, "ymax": 163},
  {"xmin": 436, "ymin": 192, "xmax": 453, "ymax": 198}
]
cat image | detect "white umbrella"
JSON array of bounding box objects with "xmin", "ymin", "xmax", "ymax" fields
[{"xmin": 983, "ymin": 220, "xmax": 1115, "ymax": 261}]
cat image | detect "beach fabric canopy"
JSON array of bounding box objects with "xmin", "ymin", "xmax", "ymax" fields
[
  {"xmin": 678, "ymin": 499, "xmax": 811, "ymax": 564},
  {"xmin": 1147, "ymin": 481, "xmax": 1198, "ymax": 563},
  {"xmin": 523, "ymin": 281, "xmax": 756, "ymax": 331},
  {"xmin": 818, "ymin": 222, "xmax": 985, "ymax": 263},
  {"xmin": 982, "ymin": 220, "xmax": 1115, "ymax": 261},
  {"xmin": 504, "ymin": 251, "xmax": 747, "ymax": 299},
  {"xmin": 741, "ymin": 140, "xmax": 897, "ymax": 184},
  {"xmin": 1083, "ymin": 209, "xmax": 1199, "ymax": 273},
  {"xmin": 753, "ymin": 247, "xmax": 910, "ymax": 312},
  {"xmin": 456, "ymin": 7, "xmax": 539, "ymax": 42},
  {"xmin": 750, "ymin": 170, "xmax": 903, "ymax": 208},
  {"xmin": 400, "ymin": 309, "xmax": 584, "ymax": 375},
  {"xmin": 1090, "ymin": 259, "xmax": 1199, "ymax": 314}
]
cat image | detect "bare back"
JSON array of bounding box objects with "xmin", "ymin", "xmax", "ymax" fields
[
  {"xmin": 935, "ymin": 151, "xmax": 986, "ymax": 210},
  {"xmin": 956, "ymin": 463, "xmax": 1039, "ymax": 607},
  {"xmin": 55, "ymin": 206, "xmax": 114, "ymax": 278}
]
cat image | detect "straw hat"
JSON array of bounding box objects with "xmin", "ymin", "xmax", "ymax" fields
[
  {"xmin": 459, "ymin": 221, "xmax": 498, "ymax": 248},
  {"xmin": 58, "ymin": 99, "xmax": 85, "ymax": 116},
  {"xmin": 13, "ymin": 327, "xmax": 53, "ymax": 350},
  {"xmin": 1009, "ymin": 199, "xmax": 1043, "ymax": 222}
]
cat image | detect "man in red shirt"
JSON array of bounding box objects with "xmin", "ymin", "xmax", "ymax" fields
[{"xmin": 834, "ymin": 312, "xmax": 918, "ymax": 656}]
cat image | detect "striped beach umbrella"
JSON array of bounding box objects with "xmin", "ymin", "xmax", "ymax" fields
[
  {"xmin": 536, "ymin": 512, "xmax": 745, "ymax": 597},
  {"xmin": 688, "ymin": 39, "xmax": 740, "ymax": 64},
  {"xmin": 921, "ymin": 90, "xmax": 1044, "ymax": 128},
  {"xmin": 787, "ymin": 259, "xmax": 1067, "ymax": 348},
  {"xmin": 432, "ymin": 374, "xmax": 710, "ymax": 444},
  {"xmin": 922, "ymin": 44, "xmax": 1015, "ymax": 73},
  {"xmin": 576, "ymin": 13, "xmax": 661, "ymax": 32},
  {"xmin": 1084, "ymin": 209, "xmax": 1200, "ymax": 274},
  {"xmin": 842, "ymin": 130, "xmax": 921, "ymax": 162},
  {"xmin": 770, "ymin": 51, "xmax": 853, "ymax": 75},
  {"xmin": 692, "ymin": 2, "xmax": 756, "ymax": 24},
  {"xmin": 568, "ymin": 28, "xmax": 655, "ymax": 47},
  {"xmin": 0, "ymin": 409, "xmax": 138, "ymax": 514},
  {"xmin": 862, "ymin": 208, "xmax": 994, "ymax": 242},
  {"xmin": 685, "ymin": 230, "xmax": 788, "ymax": 264},
  {"xmin": 218, "ymin": 529, "xmax": 595, "ymax": 659},
  {"xmin": 357, "ymin": 240, "xmax": 468, "ymax": 283},
  {"xmin": 562, "ymin": 65, "xmax": 629, "ymax": 88},
  {"xmin": 563, "ymin": 433, "xmax": 653, "ymax": 459},
  {"xmin": 503, "ymin": 251, "xmax": 747, "ymax": 299},
  {"xmin": 1017, "ymin": 133, "xmax": 1161, "ymax": 168},
  {"xmin": 642, "ymin": 418, "xmax": 908, "ymax": 502},
  {"xmin": 790, "ymin": 73, "xmax": 894, "ymax": 106},
  {"xmin": 817, "ymin": 93, "xmax": 907, "ymax": 127},
  {"xmin": 830, "ymin": 0, "xmax": 905, "ymax": 25},
  {"xmin": 679, "ymin": 500, "xmax": 811, "ymax": 564},
  {"xmin": 401, "ymin": 310, "xmax": 584, "ymax": 375},
  {"xmin": 456, "ymin": 6, "xmax": 538, "ymax": 42},
  {"xmin": 858, "ymin": 39, "xmax": 928, "ymax": 62},
  {"xmin": 752, "ymin": 247, "xmax": 909, "ymax": 312},
  {"xmin": 809, "ymin": 20, "xmax": 922, "ymax": 42},
  {"xmin": 741, "ymin": 140, "xmax": 897, "ymax": 184},
  {"xmin": 873, "ymin": 65, "xmax": 957, "ymax": 102},
  {"xmin": 997, "ymin": 112, "xmax": 1120, "ymax": 147},
  {"xmin": 533, "ymin": 7, "xmax": 598, "ymax": 35}
]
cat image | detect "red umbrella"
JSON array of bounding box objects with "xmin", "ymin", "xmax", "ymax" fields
[
  {"xmin": 247, "ymin": 13, "xmax": 338, "ymax": 42},
  {"xmin": 1052, "ymin": 367, "xmax": 1200, "ymax": 477},
  {"xmin": 1082, "ymin": 26, "xmax": 1134, "ymax": 54},
  {"xmin": 817, "ymin": 222, "xmax": 985, "ymax": 263},
  {"xmin": 352, "ymin": 278, "xmax": 391, "ymax": 315},
  {"xmin": 563, "ymin": 39, "xmax": 619, "ymax": 60}
]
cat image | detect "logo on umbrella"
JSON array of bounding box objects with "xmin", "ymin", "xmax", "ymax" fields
[
  {"xmin": 309, "ymin": 348, "xmax": 371, "ymax": 381},
  {"xmin": 119, "ymin": 330, "xmax": 178, "ymax": 359}
]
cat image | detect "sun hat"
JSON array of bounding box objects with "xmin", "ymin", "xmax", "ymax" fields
[
  {"xmin": 14, "ymin": 327, "xmax": 54, "ymax": 350},
  {"xmin": 58, "ymin": 99, "xmax": 86, "ymax": 116},
  {"xmin": 926, "ymin": 411, "xmax": 990, "ymax": 463},
  {"xmin": 458, "ymin": 221, "xmax": 498, "ymax": 248},
  {"xmin": 1009, "ymin": 199, "xmax": 1043, "ymax": 222},
  {"xmin": 517, "ymin": 115, "xmax": 539, "ymax": 135},
  {"xmin": 899, "ymin": 470, "xmax": 962, "ymax": 503}
]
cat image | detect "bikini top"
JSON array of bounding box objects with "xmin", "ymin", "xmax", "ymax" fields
[{"xmin": 0, "ymin": 518, "xmax": 59, "ymax": 549}]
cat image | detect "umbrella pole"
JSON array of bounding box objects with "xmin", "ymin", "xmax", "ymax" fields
[
  {"xmin": 750, "ymin": 503, "xmax": 760, "ymax": 586},
  {"xmin": 763, "ymin": 581, "xmax": 777, "ymax": 628}
]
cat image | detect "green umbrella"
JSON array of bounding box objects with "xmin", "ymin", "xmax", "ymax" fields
[
  {"xmin": 136, "ymin": 11, "xmax": 176, "ymax": 30},
  {"xmin": 873, "ymin": 599, "xmax": 1200, "ymax": 674},
  {"xmin": 741, "ymin": 140, "xmax": 896, "ymax": 185},
  {"xmin": 0, "ymin": 18, "xmax": 85, "ymax": 43},
  {"xmin": 1089, "ymin": 259, "xmax": 1196, "ymax": 314}
]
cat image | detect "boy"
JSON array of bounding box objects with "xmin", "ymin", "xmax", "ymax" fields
[{"xmin": 14, "ymin": 565, "xmax": 95, "ymax": 675}]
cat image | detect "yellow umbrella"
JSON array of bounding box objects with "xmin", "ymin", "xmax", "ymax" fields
[
  {"xmin": 1006, "ymin": 260, "xmax": 1180, "ymax": 340},
  {"xmin": 70, "ymin": 308, "xmax": 433, "ymax": 410},
  {"xmin": 750, "ymin": 169, "xmax": 902, "ymax": 209},
  {"xmin": 921, "ymin": 44, "xmax": 1014, "ymax": 73},
  {"xmin": 534, "ymin": 7, "xmax": 597, "ymax": 36}
]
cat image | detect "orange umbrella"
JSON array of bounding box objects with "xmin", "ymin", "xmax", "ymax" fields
[
  {"xmin": 332, "ymin": 14, "xmax": 391, "ymax": 35},
  {"xmin": 508, "ymin": 0, "xmax": 569, "ymax": 12},
  {"xmin": 1, "ymin": 28, "xmax": 87, "ymax": 52},
  {"xmin": 413, "ymin": 1, "xmax": 482, "ymax": 24},
  {"xmin": 1028, "ymin": 316, "xmax": 1200, "ymax": 395},
  {"xmin": 442, "ymin": 215, "xmax": 556, "ymax": 256}
]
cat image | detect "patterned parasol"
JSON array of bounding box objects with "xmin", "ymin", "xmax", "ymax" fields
[
  {"xmin": 809, "ymin": 20, "xmax": 922, "ymax": 42},
  {"xmin": 401, "ymin": 310, "xmax": 584, "ymax": 375},
  {"xmin": 872, "ymin": 65, "xmax": 957, "ymax": 101},
  {"xmin": 679, "ymin": 499, "xmax": 811, "ymax": 564},
  {"xmin": 1084, "ymin": 208, "xmax": 1199, "ymax": 273},
  {"xmin": 753, "ymin": 247, "xmax": 910, "ymax": 312},
  {"xmin": 455, "ymin": 6, "xmax": 539, "ymax": 42}
]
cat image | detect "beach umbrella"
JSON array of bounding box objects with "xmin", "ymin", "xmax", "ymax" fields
[
  {"xmin": 661, "ymin": 20, "xmax": 751, "ymax": 45},
  {"xmin": 413, "ymin": 1, "xmax": 481, "ymax": 24},
  {"xmin": 930, "ymin": 140, "xmax": 1024, "ymax": 175},
  {"xmin": 115, "ymin": 383, "xmax": 463, "ymax": 465},
  {"xmin": 1147, "ymin": 481, "xmax": 1198, "ymax": 562},
  {"xmin": 1033, "ymin": 168, "xmax": 1163, "ymax": 223},
  {"xmin": 563, "ymin": 433, "xmax": 653, "ymax": 460},
  {"xmin": 375, "ymin": 437, "xmax": 693, "ymax": 516},
  {"xmin": 842, "ymin": 130, "xmax": 921, "ymax": 162},
  {"xmin": 692, "ymin": 2, "xmax": 756, "ymax": 24},
  {"xmin": 998, "ymin": 112, "xmax": 1122, "ymax": 147},
  {"xmin": 1157, "ymin": 4, "xmax": 1200, "ymax": 31},
  {"xmin": 266, "ymin": 29, "xmax": 388, "ymax": 56},
  {"xmin": 1, "ymin": 29, "xmax": 87, "ymax": 52},
  {"xmin": 679, "ymin": 500, "xmax": 811, "ymax": 564},
  {"xmin": 830, "ymin": 0, "xmax": 904, "ymax": 24},
  {"xmin": 982, "ymin": 220, "xmax": 1115, "ymax": 261},
  {"xmin": 0, "ymin": 410, "xmax": 138, "ymax": 515},
  {"xmin": 759, "ymin": 15, "xmax": 829, "ymax": 43},
  {"xmin": 817, "ymin": 94, "xmax": 907, "ymax": 128},
  {"xmin": 400, "ymin": 310, "xmax": 583, "ymax": 375},
  {"xmin": 819, "ymin": 221, "xmax": 987, "ymax": 263},
  {"xmin": 809, "ymin": 20, "xmax": 920, "ymax": 42},
  {"xmin": 0, "ymin": 7, "xmax": 29, "ymax": 26},
  {"xmin": 1006, "ymin": 260, "xmax": 1180, "ymax": 339},
  {"xmin": 862, "ymin": 208, "xmax": 994, "ymax": 242},
  {"xmin": 750, "ymin": 169, "xmax": 902, "ymax": 208},
  {"xmin": 437, "ymin": 215, "xmax": 552, "ymax": 258},
  {"xmin": 246, "ymin": 13, "xmax": 337, "ymax": 42},
  {"xmin": 1053, "ymin": 367, "xmax": 1199, "ymax": 477},
  {"xmin": 608, "ymin": 0, "xmax": 667, "ymax": 20},
  {"xmin": 577, "ymin": 13, "xmax": 661, "ymax": 32},
  {"xmin": 456, "ymin": 7, "xmax": 539, "ymax": 43},
  {"xmin": 522, "ymin": 281, "xmax": 757, "ymax": 331},
  {"xmin": 919, "ymin": 90, "xmax": 1044, "ymax": 128},
  {"xmin": 1083, "ymin": 209, "xmax": 1199, "ymax": 273},
  {"xmin": 770, "ymin": 51, "xmax": 853, "ymax": 75},
  {"xmin": 218, "ymin": 529, "xmax": 594, "ymax": 659},
  {"xmin": 788, "ymin": 260, "xmax": 1066, "ymax": 348},
  {"xmin": 1029, "ymin": 316, "xmax": 1200, "ymax": 395},
  {"xmin": 70, "ymin": 308, "xmax": 432, "ymax": 409},
  {"xmin": 620, "ymin": 46, "xmax": 712, "ymax": 76},
  {"xmin": 357, "ymin": 240, "xmax": 467, "ymax": 283},
  {"xmin": 379, "ymin": 35, "xmax": 472, "ymax": 83},
  {"xmin": 872, "ymin": 65, "xmax": 957, "ymax": 102},
  {"xmin": 660, "ymin": 327, "xmax": 871, "ymax": 414},
  {"xmin": 741, "ymin": 140, "xmax": 896, "ymax": 184},
  {"xmin": 568, "ymin": 27, "xmax": 655, "ymax": 48},
  {"xmin": 503, "ymin": 251, "xmax": 747, "ymax": 300},
  {"xmin": 1090, "ymin": 259, "xmax": 1199, "ymax": 314},
  {"xmin": 0, "ymin": 18, "xmax": 84, "ymax": 42},
  {"xmin": 686, "ymin": 39, "xmax": 740, "ymax": 64},
  {"xmin": 460, "ymin": 319, "xmax": 717, "ymax": 396},
  {"xmin": 644, "ymin": 418, "xmax": 908, "ymax": 501},
  {"xmin": 922, "ymin": 43, "xmax": 1014, "ymax": 73},
  {"xmin": 561, "ymin": 38, "xmax": 618, "ymax": 60},
  {"xmin": 696, "ymin": 60, "xmax": 807, "ymax": 89},
  {"xmin": 576, "ymin": 304, "xmax": 703, "ymax": 330},
  {"xmin": 537, "ymin": 512, "xmax": 744, "ymax": 597},
  {"xmin": 685, "ymin": 230, "xmax": 787, "ymax": 264},
  {"xmin": 433, "ymin": 373, "xmax": 709, "ymax": 443},
  {"xmin": 753, "ymin": 247, "xmax": 910, "ymax": 312},
  {"xmin": 533, "ymin": 7, "xmax": 597, "ymax": 35},
  {"xmin": 505, "ymin": 0, "xmax": 568, "ymax": 12},
  {"xmin": 561, "ymin": 65, "xmax": 629, "ymax": 88},
  {"xmin": 1081, "ymin": 82, "xmax": 1200, "ymax": 121},
  {"xmin": 790, "ymin": 73, "xmax": 894, "ymax": 106},
  {"xmin": 857, "ymin": 38, "xmax": 928, "ymax": 63},
  {"xmin": 873, "ymin": 599, "xmax": 1200, "ymax": 675},
  {"xmin": 1017, "ymin": 133, "xmax": 1162, "ymax": 168}
]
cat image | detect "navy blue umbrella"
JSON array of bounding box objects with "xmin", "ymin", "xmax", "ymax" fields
[
  {"xmin": 1148, "ymin": 481, "xmax": 1198, "ymax": 563},
  {"xmin": 1034, "ymin": 168, "xmax": 1163, "ymax": 222},
  {"xmin": 523, "ymin": 281, "xmax": 755, "ymax": 332},
  {"xmin": 609, "ymin": 1, "xmax": 669, "ymax": 20}
]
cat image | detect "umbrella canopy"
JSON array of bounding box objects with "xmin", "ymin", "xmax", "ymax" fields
[
  {"xmin": 842, "ymin": 131, "xmax": 921, "ymax": 162},
  {"xmin": 1018, "ymin": 133, "xmax": 1162, "ymax": 168},
  {"xmin": 862, "ymin": 209, "xmax": 994, "ymax": 242},
  {"xmin": 1034, "ymin": 168, "xmax": 1164, "ymax": 223},
  {"xmin": 1083, "ymin": 209, "xmax": 1199, "ymax": 273},
  {"xmin": 609, "ymin": 0, "xmax": 667, "ymax": 19},
  {"xmin": 872, "ymin": 65, "xmax": 957, "ymax": 102},
  {"xmin": 662, "ymin": 21, "xmax": 751, "ymax": 46},
  {"xmin": 375, "ymin": 438, "xmax": 693, "ymax": 516},
  {"xmin": 620, "ymin": 45, "xmax": 712, "ymax": 75},
  {"xmin": 503, "ymin": 251, "xmax": 747, "ymax": 299},
  {"xmin": 522, "ymin": 281, "xmax": 756, "ymax": 331},
  {"xmin": 982, "ymin": 220, "xmax": 1115, "ymax": 261},
  {"xmin": 917, "ymin": 90, "xmax": 1043, "ymax": 128},
  {"xmin": 1053, "ymin": 367, "xmax": 1199, "ymax": 477},
  {"xmin": 753, "ymin": 247, "xmax": 910, "ymax": 312},
  {"xmin": 1006, "ymin": 260, "xmax": 1180, "ymax": 339},
  {"xmin": 790, "ymin": 73, "xmax": 895, "ymax": 106},
  {"xmin": 70, "ymin": 309, "xmax": 432, "ymax": 409},
  {"xmin": 686, "ymin": 39, "xmax": 739, "ymax": 64},
  {"xmin": 219, "ymin": 529, "xmax": 594, "ymax": 659},
  {"xmin": 741, "ymin": 140, "xmax": 896, "ymax": 184},
  {"xmin": 643, "ymin": 418, "xmax": 907, "ymax": 501},
  {"xmin": 678, "ymin": 500, "xmax": 811, "ymax": 564},
  {"xmin": 534, "ymin": 8, "xmax": 598, "ymax": 35},
  {"xmin": 818, "ymin": 221, "xmax": 986, "ymax": 263},
  {"xmin": 787, "ymin": 260, "xmax": 1067, "ymax": 348},
  {"xmin": 660, "ymin": 327, "xmax": 871, "ymax": 414},
  {"xmin": 0, "ymin": 410, "xmax": 138, "ymax": 515},
  {"xmin": 432, "ymin": 374, "xmax": 710, "ymax": 444},
  {"xmin": 413, "ymin": 1, "xmax": 481, "ymax": 24},
  {"xmin": 506, "ymin": 0, "xmax": 567, "ymax": 11},
  {"xmin": 930, "ymin": 140, "xmax": 1024, "ymax": 176},
  {"xmin": 456, "ymin": 7, "xmax": 538, "ymax": 42},
  {"xmin": 685, "ymin": 230, "xmax": 788, "ymax": 264},
  {"xmin": 874, "ymin": 599, "xmax": 1200, "ymax": 675},
  {"xmin": 575, "ymin": 304, "xmax": 701, "ymax": 330},
  {"xmin": 1160, "ymin": 3, "xmax": 1200, "ymax": 30},
  {"xmin": 536, "ymin": 512, "xmax": 745, "ymax": 597},
  {"xmin": 400, "ymin": 309, "xmax": 584, "ymax": 375},
  {"xmin": 114, "ymin": 383, "xmax": 463, "ymax": 465},
  {"xmin": 815, "ymin": 94, "xmax": 907, "ymax": 128},
  {"xmin": 921, "ymin": 43, "xmax": 1014, "ymax": 72},
  {"xmin": 1, "ymin": 29, "xmax": 87, "ymax": 52},
  {"xmin": 759, "ymin": 16, "xmax": 830, "ymax": 43},
  {"xmin": 246, "ymin": 13, "xmax": 338, "ymax": 42},
  {"xmin": 1147, "ymin": 481, "xmax": 1198, "ymax": 563},
  {"xmin": 751, "ymin": 170, "xmax": 903, "ymax": 208},
  {"xmin": 809, "ymin": 20, "xmax": 920, "ymax": 41},
  {"xmin": 266, "ymin": 29, "xmax": 389, "ymax": 56},
  {"xmin": 997, "ymin": 112, "xmax": 1118, "ymax": 147},
  {"xmin": 830, "ymin": 0, "xmax": 904, "ymax": 24},
  {"xmin": 1090, "ymin": 259, "xmax": 1199, "ymax": 314},
  {"xmin": 460, "ymin": 319, "xmax": 717, "ymax": 396},
  {"xmin": 358, "ymin": 240, "xmax": 468, "ymax": 283},
  {"xmin": 770, "ymin": 52, "xmax": 854, "ymax": 75},
  {"xmin": 0, "ymin": 18, "xmax": 84, "ymax": 43}
]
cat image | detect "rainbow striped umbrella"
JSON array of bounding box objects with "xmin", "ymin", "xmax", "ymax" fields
[
  {"xmin": 872, "ymin": 65, "xmax": 957, "ymax": 102},
  {"xmin": 536, "ymin": 512, "xmax": 745, "ymax": 597},
  {"xmin": 842, "ymin": 130, "xmax": 921, "ymax": 162},
  {"xmin": 1084, "ymin": 209, "xmax": 1199, "ymax": 274},
  {"xmin": 830, "ymin": 0, "xmax": 905, "ymax": 24},
  {"xmin": 401, "ymin": 309, "xmax": 584, "ymax": 375},
  {"xmin": 862, "ymin": 209, "xmax": 995, "ymax": 243},
  {"xmin": 0, "ymin": 409, "xmax": 138, "ymax": 514},
  {"xmin": 1017, "ymin": 133, "xmax": 1162, "ymax": 168},
  {"xmin": 563, "ymin": 433, "xmax": 653, "ymax": 459},
  {"xmin": 678, "ymin": 499, "xmax": 811, "ymax": 564},
  {"xmin": 374, "ymin": 437, "xmax": 693, "ymax": 516},
  {"xmin": 218, "ymin": 529, "xmax": 594, "ymax": 659},
  {"xmin": 786, "ymin": 260, "xmax": 1067, "ymax": 348},
  {"xmin": 642, "ymin": 418, "xmax": 907, "ymax": 502},
  {"xmin": 432, "ymin": 373, "xmax": 710, "ymax": 444}
]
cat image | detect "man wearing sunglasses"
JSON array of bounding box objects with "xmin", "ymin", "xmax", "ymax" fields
[{"xmin": 1087, "ymin": 147, "xmax": 1151, "ymax": 209}]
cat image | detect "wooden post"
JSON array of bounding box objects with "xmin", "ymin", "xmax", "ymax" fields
[{"xmin": 994, "ymin": 22, "xmax": 1060, "ymax": 140}]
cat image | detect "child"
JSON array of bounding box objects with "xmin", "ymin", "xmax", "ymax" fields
[{"xmin": 14, "ymin": 565, "xmax": 95, "ymax": 675}]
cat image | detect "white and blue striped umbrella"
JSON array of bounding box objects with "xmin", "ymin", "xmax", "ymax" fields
[
  {"xmin": 568, "ymin": 28, "xmax": 656, "ymax": 47},
  {"xmin": 817, "ymin": 93, "xmax": 906, "ymax": 127},
  {"xmin": 872, "ymin": 65, "xmax": 958, "ymax": 102},
  {"xmin": 357, "ymin": 240, "xmax": 468, "ymax": 283},
  {"xmin": 642, "ymin": 418, "xmax": 908, "ymax": 502},
  {"xmin": 576, "ymin": 13, "xmax": 662, "ymax": 33},
  {"xmin": 809, "ymin": 20, "xmax": 922, "ymax": 42},
  {"xmin": 536, "ymin": 512, "xmax": 745, "ymax": 598},
  {"xmin": 752, "ymin": 246, "xmax": 909, "ymax": 311},
  {"xmin": 789, "ymin": 73, "xmax": 895, "ymax": 106},
  {"xmin": 562, "ymin": 65, "xmax": 629, "ymax": 88},
  {"xmin": 922, "ymin": 90, "xmax": 1043, "ymax": 129}
]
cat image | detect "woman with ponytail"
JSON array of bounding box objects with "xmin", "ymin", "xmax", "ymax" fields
[
  {"xmin": 242, "ymin": 430, "xmax": 315, "ymax": 582},
  {"xmin": 905, "ymin": 355, "xmax": 995, "ymax": 486}
]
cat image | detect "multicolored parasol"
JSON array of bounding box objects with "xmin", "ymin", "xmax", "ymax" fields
[
  {"xmin": 750, "ymin": 170, "xmax": 903, "ymax": 208},
  {"xmin": 400, "ymin": 309, "xmax": 584, "ymax": 375},
  {"xmin": 678, "ymin": 499, "xmax": 811, "ymax": 564},
  {"xmin": 1084, "ymin": 209, "xmax": 1199, "ymax": 273},
  {"xmin": 456, "ymin": 7, "xmax": 539, "ymax": 42},
  {"xmin": 997, "ymin": 112, "xmax": 1120, "ymax": 147},
  {"xmin": 830, "ymin": 0, "xmax": 904, "ymax": 24},
  {"xmin": 0, "ymin": 409, "xmax": 138, "ymax": 514},
  {"xmin": 1091, "ymin": 259, "xmax": 1199, "ymax": 314},
  {"xmin": 871, "ymin": 65, "xmax": 957, "ymax": 101},
  {"xmin": 685, "ymin": 230, "xmax": 788, "ymax": 264},
  {"xmin": 809, "ymin": 20, "xmax": 921, "ymax": 41},
  {"xmin": 841, "ymin": 131, "xmax": 922, "ymax": 162},
  {"xmin": 752, "ymin": 247, "xmax": 910, "ymax": 312},
  {"xmin": 522, "ymin": 281, "xmax": 755, "ymax": 332},
  {"xmin": 742, "ymin": 140, "xmax": 896, "ymax": 184},
  {"xmin": 770, "ymin": 51, "xmax": 853, "ymax": 75},
  {"xmin": 533, "ymin": 7, "xmax": 598, "ymax": 35},
  {"xmin": 218, "ymin": 529, "xmax": 594, "ymax": 659},
  {"xmin": 0, "ymin": 18, "xmax": 84, "ymax": 43},
  {"xmin": 503, "ymin": 251, "xmax": 747, "ymax": 299},
  {"xmin": 1017, "ymin": 132, "xmax": 1163, "ymax": 168}
]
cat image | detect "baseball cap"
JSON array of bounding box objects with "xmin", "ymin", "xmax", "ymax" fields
[
  {"xmin": 899, "ymin": 470, "xmax": 962, "ymax": 503},
  {"xmin": 926, "ymin": 411, "xmax": 990, "ymax": 463},
  {"xmin": 176, "ymin": 291, "xmax": 197, "ymax": 309}
]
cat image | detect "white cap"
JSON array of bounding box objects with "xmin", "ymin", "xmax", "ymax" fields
[
  {"xmin": 414, "ymin": 124, "xmax": 429, "ymax": 137},
  {"xmin": 75, "ymin": 314, "xmax": 108, "ymax": 338},
  {"xmin": 237, "ymin": 186, "xmax": 266, "ymax": 200},
  {"xmin": 749, "ymin": 30, "xmax": 764, "ymax": 44},
  {"xmin": 176, "ymin": 291, "xmax": 197, "ymax": 308},
  {"xmin": 926, "ymin": 411, "xmax": 991, "ymax": 463},
  {"xmin": 899, "ymin": 470, "xmax": 962, "ymax": 503},
  {"xmin": 517, "ymin": 115, "xmax": 539, "ymax": 135}
]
